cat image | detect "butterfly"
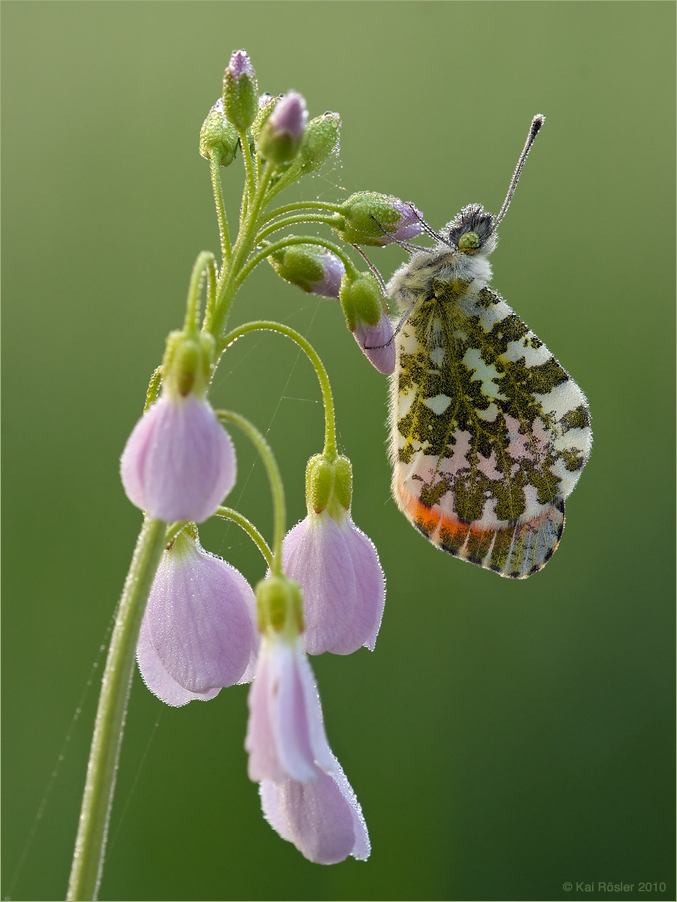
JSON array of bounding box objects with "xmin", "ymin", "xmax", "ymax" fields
[{"xmin": 387, "ymin": 116, "xmax": 592, "ymax": 578}]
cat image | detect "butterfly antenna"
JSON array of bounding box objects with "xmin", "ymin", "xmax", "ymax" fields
[
  {"xmin": 351, "ymin": 244, "xmax": 387, "ymax": 292},
  {"xmin": 491, "ymin": 114, "xmax": 545, "ymax": 234}
]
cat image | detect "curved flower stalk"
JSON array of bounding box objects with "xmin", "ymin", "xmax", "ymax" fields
[
  {"xmin": 136, "ymin": 529, "xmax": 258, "ymax": 707},
  {"xmin": 260, "ymin": 752, "xmax": 370, "ymax": 865},
  {"xmin": 283, "ymin": 454, "xmax": 385, "ymax": 655}
]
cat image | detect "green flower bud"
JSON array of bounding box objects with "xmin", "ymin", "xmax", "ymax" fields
[
  {"xmin": 268, "ymin": 244, "xmax": 345, "ymax": 298},
  {"xmin": 305, "ymin": 453, "xmax": 353, "ymax": 516},
  {"xmin": 334, "ymin": 192, "xmax": 423, "ymax": 246},
  {"xmin": 255, "ymin": 573, "xmax": 304, "ymax": 635},
  {"xmin": 199, "ymin": 99, "xmax": 239, "ymax": 167},
  {"xmin": 296, "ymin": 112, "xmax": 341, "ymax": 174},
  {"xmin": 222, "ymin": 49, "xmax": 258, "ymax": 131},
  {"xmin": 162, "ymin": 329, "xmax": 215, "ymax": 398},
  {"xmin": 339, "ymin": 270, "xmax": 383, "ymax": 331}
]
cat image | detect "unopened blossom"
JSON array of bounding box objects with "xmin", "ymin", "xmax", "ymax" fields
[
  {"xmin": 121, "ymin": 392, "xmax": 236, "ymax": 523},
  {"xmin": 136, "ymin": 531, "xmax": 258, "ymax": 707},
  {"xmin": 260, "ymin": 752, "xmax": 370, "ymax": 865},
  {"xmin": 283, "ymin": 454, "xmax": 386, "ymax": 656},
  {"xmin": 257, "ymin": 91, "xmax": 308, "ymax": 164},
  {"xmin": 352, "ymin": 309, "xmax": 396, "ymax": 375},
  {"xmin": 334, "ymin": 192, "xmax": 424, "ymax": 246},
  {"xmin": 222, "ymin": 50, "xmax": 258, "ymax": 131},
  {"xmin": 339, "ymin": 269, "xmax": 396, "ymax": 375},
  {"xmin": 268, "ymin": 244, "xmax": 345, "ymax": 299},
  {"xmin": 245, "ymin": 629, "xmax": 335, "ymax": 783}
]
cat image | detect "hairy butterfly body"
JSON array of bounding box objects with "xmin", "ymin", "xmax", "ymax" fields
[{"xmin": 387, "ymin": 117, "xmax": 592, "ymax": 578}]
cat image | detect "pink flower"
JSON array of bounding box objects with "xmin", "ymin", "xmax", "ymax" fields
[
  {"xmin": 245, "ymin": 633, "xmax": 335, "ymax": 783},
  {"xmin": 352, "ymin": 310, "xmax": 396, "ymax": 375},
  {"xmin": 260, "ymin": 752, "xmax": 370, "ymax": 864},
  {"xmin": 121, "ymin": 393, "xmax": 235, "ymax": 523},
  {"xmin": 136, "ymin": 532, "xmax": 258, "ymax": 707},
  {"xmin": 282, "ymin": 510, "xmax": 385, "ymax": 656}
]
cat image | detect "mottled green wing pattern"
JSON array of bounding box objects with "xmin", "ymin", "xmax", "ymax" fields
[{"xmin": 390, "ymin": 282, "xmax": 592, "ymax": 578}]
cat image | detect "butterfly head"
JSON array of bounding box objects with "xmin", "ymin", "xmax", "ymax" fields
[{"xmin": 443, "ymin": 203, "xmax": 497, "ymax": 258}]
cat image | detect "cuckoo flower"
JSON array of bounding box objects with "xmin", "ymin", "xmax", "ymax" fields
[
  {"xmin": 137, "ymin": 530, "xmax": 258, "ymax": 707},
  {"xmin": 260, "ymin": 752, "xmax": 370, "ymax": 865},
  {"xmin": 334, "ymin": 191, "xmax": 423, "ymax": 246},
  {"xmin": 245, "ymin": 574, "xmax": 336, "ymax": 783},
  {"xmin": 352, "ymin": 309, "xmax": 396, "ymax": 375},
  {"xmin": 246, "ymin": 630, "xmax": 335, "ymax": 783},
  {"xmin": 283, "ymin": 455, "xmax": 385, "ymax": 656},
  {"xmin": 268, "ymin": 244, "xmax": 345, "ymax": 299},
  {"xmin": 121, "ymin": 330, "xmax": 236, "ymax": 523},
  {"xmin": 339, "ymin": 269, "xmax": 396, "ymax": 375}
]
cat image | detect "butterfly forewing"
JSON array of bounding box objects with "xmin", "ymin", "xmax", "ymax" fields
[{"xmin": 389, "ymin": 276, "xmax": 592, "ymax": 578}]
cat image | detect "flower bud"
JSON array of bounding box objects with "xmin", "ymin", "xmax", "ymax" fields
[
  {"xmin": 162, "ymin": 329, "xmax": 215, "ymax": 399},
  {"xmin": 250, "ymin": 94, "xmax": 279, "ymax": 145},
  {"xmin": 199, "ymin": 98, "xmax": 239, "ymax": 167},
  {"xmin": 255, "ymin": 573, "xmax": 304, "ymax": 635},
  {"xmin": 296, "ymin": 112, "xmax": 340, "ymax": 174},
  {"xmin": 283, "ymin": 453, "xmax": 385, "ymax": 655},
  {"xmin": 268, "ymin": 244, "xmax": 344, "ymax": 299},
  {"xmin": 334, "ymin": 192, "xmax": 423, "ymax": 246},
  {"xmin": 256, "ymin": 91, "xmax": 308, "ymax": 165},
  {"xmin": 305, "ymin": 454, "xmax": 352, "ymax": 515},
  {"xmin": 339, "ymin": 271, "xmax": 395, "ymax": 374},
  {"xmin": 222, "ymin": 49, "xmax": 258, "ymax": 131}
]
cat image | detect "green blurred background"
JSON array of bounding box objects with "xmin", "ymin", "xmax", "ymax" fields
[{"xmin": 3, "ymin": 3, "xmax": 674, "ymax": 900}]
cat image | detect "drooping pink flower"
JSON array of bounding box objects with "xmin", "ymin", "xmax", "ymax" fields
[
  {"xmin": 352, "ymin": 309, "xmax": 396, "ymax": 375},
  {"xmin": 260, "ymin": 752, "xmax": 370, "ymax": 865},
  {"xmin": 121, "ymin": 392, "xmax": 236, "ymax": 523},
  {"xmin": 282, "ymin": 509, "xmax": 385, "ymax": 656},
  {"xmin": 245, "ymin": 632, "xmax": 335, "ymax": 783},
  {"xmin": 136, "ymin": 532, "xmax": 258, "ymax": 707}
]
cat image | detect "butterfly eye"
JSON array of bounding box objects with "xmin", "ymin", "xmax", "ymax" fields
[{"xmin": 458, "ymin": 231, "xmax": 480, "ymax": 254}]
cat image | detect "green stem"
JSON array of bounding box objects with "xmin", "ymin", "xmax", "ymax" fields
[
  {"xmin": 216, "ymin": 411, "xmax": 286, "ymax": 573},
  {"xmin": 209, "ymin": 155, "xmax": 231, "ymax": 264},
  {"xmin": 236, "ymin": 234, "xmax": 356, "ymax": 288},
  {"xmin": 214, "ymin": 506, "xmax": 273, "ymax": 567},
  {"xmin": 185, "ymin": 252, "xmax": 217, "ymax": 334},
  {"xmin": 205, "ymin": 163, "xmax": 276, "ymax": 342},
  {"xmin": 259, "ymin": 200, "xmax": 346, "ymax": 224},
  {"xmin": 219, "ymin": 321, "xmax": 337, "ymax": 458},
  {"xmin": 67, "ymin": 517, "xmax": 167, "ymax": 901},
  {"xmin": 254, "ymin": 213, "xmax": 341, "ymax": 245},
  {"xmin": 238, "ymin": 129, "xmax": 257, "ymax": 220}
]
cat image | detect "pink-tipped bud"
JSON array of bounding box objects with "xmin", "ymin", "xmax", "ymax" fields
[
  {"xmin": 334, "ymin": 192, "xmax": 424, "ymax": 246},
  {"xmin": 222, "ymin": 49, "xmax": 258, "ymax": 131},
  {"xmin": 268, "ymin": 244, "xmax": 345, "ymax": 299},
  {"xmin": 256, "ymin": 91, "xmax": 308, "ymax": 164}
]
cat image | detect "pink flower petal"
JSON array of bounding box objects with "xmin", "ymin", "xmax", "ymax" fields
[
  {"xmin": 121, "ymin": 393, "xmax": 236, "ymax": 523},
  {"xmin": 353, "ymin": 313, "xmax": 396, "ymax": 375},
  {"xmin": 283, "ymin": 512, "xmax": 386, "ymax": 655},
  {"xmin": 259, "ymin": 753, "xmax": 370, "ymax": 864},
  {"xmin": 144, "ymin": 536, "xmax": 258, "ymax": 693},
  {"xmin": 246, "ymin": 635, "xmax": 334, "ymax": 783},
  {"xmin": 136, "ymin": 616, "xmax": 221, "ymax": 707}
]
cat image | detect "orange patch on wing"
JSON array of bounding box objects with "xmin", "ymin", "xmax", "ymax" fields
[{"xmin": 395, "ymin": 477, "xmax": 565, "ymax": 578}]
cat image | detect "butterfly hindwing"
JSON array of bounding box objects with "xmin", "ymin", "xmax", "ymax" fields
[{"xmin": 389, "ymin": 273, "xmax": 592, "ymax": 578}]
